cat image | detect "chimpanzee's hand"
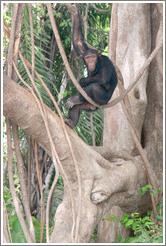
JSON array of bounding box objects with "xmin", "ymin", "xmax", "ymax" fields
[{"xmin": 66, "ymin": 98, "xmax": 75, "ymax": 109}]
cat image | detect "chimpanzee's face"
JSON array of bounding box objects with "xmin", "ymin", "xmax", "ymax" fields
[{"xmin": 84, "ymin": 53, "xmax": 98, "ymax": 72}]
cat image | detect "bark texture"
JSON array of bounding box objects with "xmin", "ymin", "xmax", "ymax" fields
[
  {"xmin": 97, "ymin": 3, "xmax": 162, "ymax": 243},
  {"xmin": 3, "ymin": 74, "xmax": 152, "ymax": 242},
  {"xmin": 143, "ymin": 4, "xmax": 163, "ymax": 180},
  {"xmin": 104, "ymin": 3, "xmax": 151, "ymax": 156},
  {"xmin": 3, "ymin": 2, "xmax": 162, "ymax": 243}
]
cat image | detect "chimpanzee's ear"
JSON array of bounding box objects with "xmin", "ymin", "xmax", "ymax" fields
[
  {"xmin": 80, "ymin": 55, "xmax": 83, "ymax": 59},
  {"xmin": 98, "ymin": 51, "xmax": 102, "ymax": 56}
]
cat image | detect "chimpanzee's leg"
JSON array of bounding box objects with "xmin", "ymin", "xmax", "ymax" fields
[
  {"xmin": 83, "ymin": 83, "xmax": 109, "ymax": 105},
  {"xmin": 65, "ymin": 83, "xmax": 109, "ymax": 128},
  {"xmin": 67, "ymin": 83, "xmax": 109, "ymax": 109},
  {"xmin": 64, "ymin": 102, "xmax": 96, "ymax": 128},
  {"xmin": 68, "ymin": 105, "xmax": 81, "ymax": 127},
  {"xmin": 66, "ymin": 94, "xmax": 85, "ymax": 109}
]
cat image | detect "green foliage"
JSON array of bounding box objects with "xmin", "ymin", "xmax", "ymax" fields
[
  {"xmin": 7, "ymin": 214, "xmax": 47, "ymax": 243},
  {"xmin": 111, "ymin": 210, "xmax": 163, "ymax": 244},
  {"xmin": 3, "ymin": 189, "xmax": 26, "ymax": 243},
  {"xmin": 105, "ymin": 214, "xmax": 119, "ymax": 223},
  {"xmin": 86, "ymin": 3, "xmax": 111, "ymax": 52},
  {"xmin": 108, "ymin": 185, "xmax": 163, "ymax": 244},
  {"xmin": 140, "ymin": 184, "xmax": 156, "ymax": 196},
  {"xmin": 3, "ymin": 189, "xmax": 13, "ymax": 216},
  {"xmin": 116, "ymin": 234, "xmax": 122, "ymax": 243},
  {"xmin": 103, "ymin": 185, "xmax": 163, "ymax": 244},
  {"xmin": 90, "ymin": 226, "xmax": 98, "ymax": 243},
  {"xmin": 9, "ymin": 215, "xmax": 27, "ymax": 243},
  {"xmin": 32, "ymin": 217, "xmax": 46, "ymax": 243},
  {"xmin": 44, "ymin": 184, "xmax": 64, "ymax": 230},
  {"xmin": 18, "ymin": 5, "xmax": 55, "ymax": 107},
  {"xmin": 121, "ymin": 213, "xmax": 154, "ymax": 231},
  {"xmin": 74, "ymin": 108, "xmax": 104, "ymax": 146},
  {"xmin": 4, "ymin": 188, "xmax": 48, "ymax": 243}
]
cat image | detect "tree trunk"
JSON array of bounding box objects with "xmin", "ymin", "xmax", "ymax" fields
[
  {"xmin": 3, "ymin": 73, "xmax": 153, "ymax": 242},
  {"xmin": 143, "ymin": 3, "xmax": 163, "ymax": 181},
  {"xmin": 97, "ymin": 3, "xmax": 162, "ymax": 243},
  {"xmin": 104, "ymin": 3, "xmax": 151, "ymax": 155},
  {"xmin": 3, "ymin": 1, "xmax": 163, "ymax": 243}
]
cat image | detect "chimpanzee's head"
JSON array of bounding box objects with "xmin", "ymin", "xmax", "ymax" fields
[{"xmin": 82, "ymin": 49, "xmax": 101, "ymax": 72}]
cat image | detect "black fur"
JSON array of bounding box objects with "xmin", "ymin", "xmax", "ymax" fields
[{"xmin": 64, "ymin": 8, "xmax": 118, "ymax": 128}]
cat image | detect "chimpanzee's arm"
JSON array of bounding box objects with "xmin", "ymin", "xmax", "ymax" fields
[
  {"xmin": 72, "ymin": 9, "xmax": 89, "ymax": 56},
  {"xmin": 79, "ymin": 64, "xmax": 111, "ymax": 88},
  {"xmin": 79, "ymin": 71, "xmax": 104, "ymax": 87},
  {"xmin": 79, "ymin": 76, "xmax": 100, "ymax": 87}
]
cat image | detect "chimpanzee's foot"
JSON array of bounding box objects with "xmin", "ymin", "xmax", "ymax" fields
[
  {"xmin": 82, "ymin": 102, "xmax": 96, "ymax": 110},
  {"xmin": 66, "ymin": 95, "xmax": 82, "ymax": 109},
  {"xmin": 66, "ymin": 98, "xmax": 75, "ymax": 109},
  {"xmin": 63, "ymin": 116, "xmax": 75, "ymax": 129}
]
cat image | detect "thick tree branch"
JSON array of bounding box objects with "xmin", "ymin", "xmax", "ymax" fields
[
  {"xmin": 4, "ymin": 74, "xmax": 152, "ymax": 242},
  {"xmin": 109, "ymin": 3, "xmax": 158, "ymax": 211}
]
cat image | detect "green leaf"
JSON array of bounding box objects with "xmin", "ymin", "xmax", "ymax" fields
[
  {"xmin": 131, "ymin": 212, "xmax": 139, "ymax": 218},
  {"xmin": 56, "ymin": 12, "xmax": 62, "ymax": 18},
  {"xmin": 9, "ymin": 215, "xmax": 18, "ymax": 226},
  {"xmin": 123, "ymin": 237, "xmax": 132, "ymax": 243},
  {"xmin": 123, "ymin": 213, "xmax": 129, "ymax": 219},
  {"xmin": 142, "ymin": 216, "xmax": 151, "ymax": 221},
  {"xmin": 107, "ymin": 215, "xmax": 117, "ymax": 222},
  {"xmin": 117, "ymin": 234, "xmax": 122, "ymax": 242},
  {"xmin": 125, "ymin": 219, "xmax": 134, "ymax": 228},
  {"xmin": 140, "ymin": 187, "xmax": 147, "ymax": 195},
  {"xmin": 150, "ymin": 189, "xmax": 156, "ymax": 196},
  {"xmin": 145, "ymin": 185, "xmax": 152, "ymax": 189}
]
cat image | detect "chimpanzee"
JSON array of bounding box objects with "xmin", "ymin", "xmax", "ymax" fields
[{"xmin": 64, "ymin": 8, "xmax": 118, "ymax": 128}]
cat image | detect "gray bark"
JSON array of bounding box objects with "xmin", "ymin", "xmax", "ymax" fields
[
  {"xmin": 3, "ymin": 1, "xmax": 162, "ymax": 243},
  {"xmin": 97, "ymin": 3, "xmax": 162, "ymax": 243},
  {"xmin": 143, "ymin": 3, "xmax": 163, "ymax": 180},
  {"xmin": 3, "ymin": 74, "xmax": 152, "ymax": 242},
  {"xmin": 104, "ymin": 3, "xmax": 151, "ymax": 156}
]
